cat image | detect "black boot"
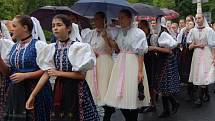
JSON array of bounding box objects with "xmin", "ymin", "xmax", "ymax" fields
[
  {"xmin": 203, "ymin": 86, "xmax": 210, "ymax": 102},
  {"xmin": 159, "ymin": 96, "xmax": 170, "ymax": 118},
  {"xmin": 186, "ymin": 83, "xmax": 194, "ymax": 102},
  {"xmin": 103, "ymin": 106, "xmax": 115, "ymax": 121},
  {"xmin": 194, "ymin": 87, "xmax": 203, "ymax": 107},
  {"xmin": 168, "ymin": 95, "xmax": 179, "ymax": 115}
]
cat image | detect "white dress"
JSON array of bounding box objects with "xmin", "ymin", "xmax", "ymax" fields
[
  {"xmin": 104, "ymin": 27, "xmax": 151, "ymax": 109},
  {"xmin": 83, "ymin": 29, "xmax": 114, "ymax": 106},
  {"xmin": 188, "ymin": 27, "xmax": 215, "ymax": 85}
]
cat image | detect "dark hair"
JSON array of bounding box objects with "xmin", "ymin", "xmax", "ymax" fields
[
  {"xmin": 15, "ymin": 15, "xmax": 33, "ymax": 33},
  {"xmin": 95, "ymin": 11, "xmax": 107, "ymax": 23},
  {"xmin": 186, "ymin": 15, "xmax": 195, "ymax": 22},
  {"xmin": 158, "ymin": 26, "xmax": 169, "ymax": 37},
  {"xmin": 120, "ymin": 9, "xmax": 132, "ymax": 19},
  {"xmin": 95, "ymin": 12, "xmax": 106, "ymax": 20},
  {"xmin": 53, "ymin": 14, "xmax": 71, "ymax": 29},
  {"xmin": 139, "ymin": 20, "xmax": 150, "ymax": 33}
]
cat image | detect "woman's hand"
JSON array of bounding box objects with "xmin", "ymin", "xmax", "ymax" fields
[
  {"xmin": 148, "ymin": 46, "xmax": 157, "ymax": 52},
  {"xmin": 189, "ymin": 43, "xmax": 194, "ymax": 50},
  {"xmin": 101, "ymin": 30, "xmax": 108, "ymax": 40},
  {"xmin": 47, "ymin": 69, "xmax": 60, "ymax": 77},
  {"xmin": 138, "ymin": 71, "xmax": 144, "ymax": 83},
  {"xmin": 26, "ymin": 95, "xmax": 35, "ymax": 110},
  {"xmin": 197, "ymin": 43, "xmax": 205, "ymax": 49},
  {"xmin": 10, "ymin": 73, "xmax": 28, "ymax": 83},
  {"xmin": 212, "ymin": 59, "xmax": 215, "ymax": 66}
]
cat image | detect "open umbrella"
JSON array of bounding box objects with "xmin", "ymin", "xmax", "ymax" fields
[
  {"xmin": 71, "ymin": 0, "xmax": 137, "ymax": 20},
  {"xmin": 161, "ymin": 8, "xmax": 180, "ymax": 20},
  {"xmin": 132, "ymin": 3, "xmax": 164, "ymax": 17},
  {"xmin": 137, "ymin": 8, "xmax": 180, "ymax": 21},
  {"xmin": 30, "ymin": 6, "xmax": 91, "ymax": 31}
]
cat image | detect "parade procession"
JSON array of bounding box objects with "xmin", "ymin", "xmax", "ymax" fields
[{"xmin": 0, "ymin": 0, "xmax": 215, "ymax": 121}]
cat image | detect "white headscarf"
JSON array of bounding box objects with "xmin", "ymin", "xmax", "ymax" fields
[
  {"xmin": 195, "ymin": 2, "xmax": 209, "ymax": 28},
  {"xmin": 0, "ymin": 22, "xmax": 12, "ymax": 40},
  {"xmin": 70, "ymin": 23, "xmax": 82, "ymax": 42},
  {"xmin": 155, "ymin": 16, "xmax": 166, "ymax": 34},
  {"xmin": 31, "ymin": 17, "xmax": 46, "ymax": 42},
  {"xmin": 194, "ymin": 14, "xmax": 210, "ymax": 28}
]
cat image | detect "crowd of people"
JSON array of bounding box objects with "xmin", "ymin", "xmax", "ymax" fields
[{"xmin": 0, "ymin": 7, "xmax": 215, "ymax": 121}]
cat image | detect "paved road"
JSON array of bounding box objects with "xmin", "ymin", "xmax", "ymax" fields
[{"xmin": 98, "ymin": 85, "xmax": 215, "ymax": 121}]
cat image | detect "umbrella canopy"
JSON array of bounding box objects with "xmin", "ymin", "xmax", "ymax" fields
[
  {"xmin": 161, "ymin": 8, "xmax": 180, "ymax": 20},
  {"xmin": 132, "ymin": 3, "xmax": 164, "ymax": 17},
  {"xmin": 30, "ymin": 6, "xmax": 91, "ymax": 31},
  {"xmin": 71, "ymin": 0, "xmax": 137, "ymax": 20},
  {"xmin": 137, "ymin": 8, "xmax": 180, "ymax": 21}
]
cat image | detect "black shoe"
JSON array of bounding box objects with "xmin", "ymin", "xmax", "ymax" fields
[
  {"xmin": 203, "ymin": 94, "xmax": 210, "ymax": 102},
  {"xmin": 203, "ymin": 87, "xmax": 210, "ymax": 102},
  {"xmin": 172, "ymin": 102, "xmax": 180, "ymax": 115},
  {"xmin": 159, "ymin": 96, "xmax": 170, "ymax": 118},
  {"xmin": 143, "ymin": 106, "xmax": 156, "ymax": 113},
  {"xmin": 194, "ymin": 99, "xmax": 202, "ymax": 107},
  {"xmin": 168, "ymin": 95, "xmax": 179, "ymax": 114}
]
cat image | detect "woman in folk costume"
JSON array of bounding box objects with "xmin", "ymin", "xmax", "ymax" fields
[
  {"xmin": 138, "ymin": 20, "xmax": 158, "ymax": 112},
  {"xmin": 177, "ymin": 15, "xmax": 195, "ymax": 101},
  {"xmin": 104, "ymin": 9, "xmax": 150, "ymax": 121},
  {"xmin": 26, "ymin": 14, "xmax": 99, "ymax": 121},
  {"xmin": 0, "ymin": 22, "xmax": 12, "ymax": 120},
  {"xmin": 188, "ymin": 13, "xmax": 215, "ymax": 107},
  {"xmin": 149, "ymin": 17, "xmax": 180, "ymax": 118},
  {"xmin": 82, "ymin": 12, "xmax": 114, "ymax": 121},
  {"xmin": 0, "ymin": 15, "xmax": 52, "ymax": 121}
]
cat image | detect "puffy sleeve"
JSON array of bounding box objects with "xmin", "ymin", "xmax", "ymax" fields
[
  {"xmin": 35, "ymin": 41, "xmax": 56, "ymax": 70},
  {"xmin": 68, "ymin": 42, "xmax": 96, "ymax": 72},
  {"xmin": 186, "ymin": 29, "xmax": 194, "ymax": 44},
  {"xmin": 158, "ymin": 32, "xmax": 177, "ymax": 49},
  {"xmin": 207, "ymin": 28, "xmax": 215, "ymax": 48},
  {"xmin": 0, "ymin": 38, "xmax": 14, "ymax": 65},
  {"xmin": 81, "ymin": 28, "xmax": 93, "ymax": 43},
  {"xmin": 131, "ymin": 28, "xmax": 148, "ymax": 55}
]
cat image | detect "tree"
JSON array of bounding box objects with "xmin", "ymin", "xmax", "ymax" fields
[
  {"xmin": 0, "ymin": 0, "xmax": 25, "ymax": 19},
  {"xmin": 152, "ymin": 0, "xmax": 175, "ymax": 9}
]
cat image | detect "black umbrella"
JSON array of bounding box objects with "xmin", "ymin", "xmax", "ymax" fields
[
  {"xmin": 132, "ymin": 3, "xmax": 164, "ymax": 17},
  {"xmin": 71, "ymin": 0, "xmax": 137, "ymax": 20},
  {"xmin": 30, "ymin": 6, "xmax": 91, "ymax": 31}
]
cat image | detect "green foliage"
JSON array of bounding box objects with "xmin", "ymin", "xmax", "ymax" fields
[
  {"xmin": 152, "ymin": 0, "xmax": 175, "ymax": 9},
  {"xmin": 0, "ymin": 0, "xmax": 78, "ymax": 20},
  {"xmin": 0, "ymin": 0, "xmax": 25, "ymax": 19},
  {"xmin": 44, "ymin": 30, "xmax": 53, "ymax": 43}
]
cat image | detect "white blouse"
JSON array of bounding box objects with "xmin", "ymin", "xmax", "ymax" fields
[
  {"xmin": 116, "ymin": 27, "xmax": 148, "ymax": 55},
  {"xmin": 187, "ymin": 27, "xmax": 215, "ymax": 48},
  {"xmin": 0, "ymin": 39, "xmax": 47, "ymax": 67},
  {"xmin": 0, "ymin": 39, "xmax": 14, "ymax": 65},
  {"xmin": 158, "ymin": 31, "xmax": 177, "ymax": 49},
  {"xmin": 36, "ymin": 41, "xmax": 96, "ymax": 72}
]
